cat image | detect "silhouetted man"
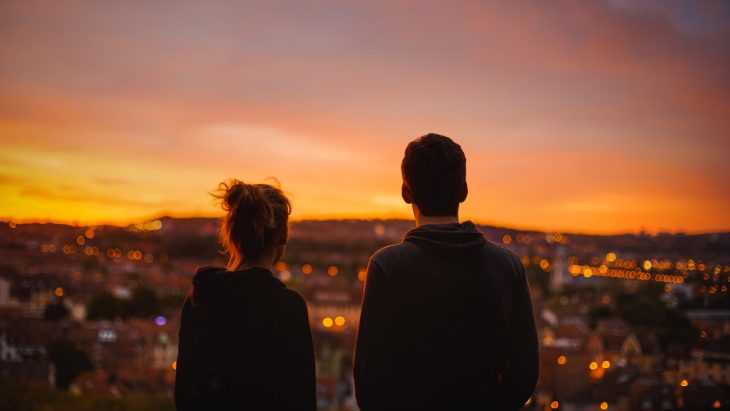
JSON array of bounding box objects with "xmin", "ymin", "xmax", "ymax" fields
[{"xmin": 354, "ymin": 134, "xmax": 538, "ymax": 410}]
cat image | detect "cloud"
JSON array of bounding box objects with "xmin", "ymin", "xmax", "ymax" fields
[
  {"xmin": 196, "ymin": 123, "xmax": 354, "ymax": 163},
  {"xmin": 0, "ymin": 173, "xmax": 21, "ymax": 185},
  {"xmin": 19, "ymin": 185, "xmax": 166, "ymax": 209},
  {"xmin": 0, "ymin": 0, "xmax": 728, "ymax": 231}
]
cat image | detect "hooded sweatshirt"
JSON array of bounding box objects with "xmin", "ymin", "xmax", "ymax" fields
[
  {"xmin": 354, "ymin": 221, "xmax": 538, "ymax": 411},
  {"xmin": 175, "ymin": 266, "xmax": 316, "ymax": 411}
]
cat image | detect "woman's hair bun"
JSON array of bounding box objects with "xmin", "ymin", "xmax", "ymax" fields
[
  {"xmin": 212, "ymin": 179, "xmax": 291, "ymax": 269},
  {"xmin": 222, "ymin": 181, "xmax": 245, "ymax": 211},
  {"xmin": 218, "ymin": 180, "xmax": 257, "ymax": 211}
]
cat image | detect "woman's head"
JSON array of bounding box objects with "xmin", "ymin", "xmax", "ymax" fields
[{"xmin": 213, "ymin": 179, "xmax": 291, "ymax": 270}]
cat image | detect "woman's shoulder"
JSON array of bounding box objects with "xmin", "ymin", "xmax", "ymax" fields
[{"xmin": 273, "ymin": 287, "xmax": 308, "ymax": 311}]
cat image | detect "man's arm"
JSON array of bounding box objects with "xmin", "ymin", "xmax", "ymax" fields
[
  {"xmin": 500, "ymin": 255, "xmax": 539, "ymax": 410},
  {"xmin": 353, "ymin": 259, "xmax": 395, "ymax": 411}
]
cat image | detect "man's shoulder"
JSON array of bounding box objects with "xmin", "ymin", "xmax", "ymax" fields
[
  {"xmin": 370, "ymin": 238, "xmax": 520, "ymax": 269},
  {"xmin": 369, "ymin": 241, "xmax": 420, "ymax": 266},
  {"xmin": 483, "ymin": 238, "xmax": 520, "ymax": 261}
]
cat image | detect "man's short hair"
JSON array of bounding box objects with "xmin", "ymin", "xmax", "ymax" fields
[{"xmin": 401, "ymin": 133, "xmax": 466, "ymax": 217}]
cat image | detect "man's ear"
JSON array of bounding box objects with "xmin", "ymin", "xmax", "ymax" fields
[
  {"xmin": 273, "ymin": 244, "xmax": 286, "ymax": 264},
  {"xmin": 402, "ymin": 183, "xmax": 413, "ymax": 204},
  {"xmin": 458, "ymin": 181, "xmax": 468, "ymax": 203}
]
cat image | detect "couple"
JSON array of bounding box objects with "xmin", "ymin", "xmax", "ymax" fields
[{"xmin": 175, "ymin": 134, "xmax": 539, "ymax": 411}]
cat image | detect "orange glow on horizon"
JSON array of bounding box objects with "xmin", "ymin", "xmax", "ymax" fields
[
  {"xmin": 2, "ymin": 207, "xmax": 729, "ymax": 235},
  {"xmin": 1, "ymin": 2, "xmax": 728, "ymax": 235},
  {"xmin": 1, "ymin": 123, "xmax": 727, "ymax": 234}
]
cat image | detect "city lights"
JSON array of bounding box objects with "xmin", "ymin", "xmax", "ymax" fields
[
  {"xmin": 132, "ymin": 220, "xmax": 163, "ymax": 231},
  {"xmin": 274, "ymin": 261, "xmax": 288, "ymax": 272},
  {"xmin": 540, "ymin": 259, "xmax": 551, "ymax": 271},
  {"xmin": 5, "ymin": 218, "xmax": 730, "ymax": 409},
  {"xmin": 84, "ymin": 246, "xmax": 100, "ymax": 256},
  {"xmin": 106, "ymin": 248, "xmax": 122, "ymax": 258},
  {"xmin": 2, "ymin": 218, "xmax": 728, "ymax": 409},
  {"xmin": 566, "ymin": 263, "xmax": 685, "ymax": 284},
  {"xmin": 40, "ymin": 243, "xmax": 58, "ymax": 253},
  {"xmin": 1, "ymin": 1, "xmax": 729, "ymax": 408},
  {"xmin": 98, "ymin": 329, "xmax": 117, "ymax": 342}
]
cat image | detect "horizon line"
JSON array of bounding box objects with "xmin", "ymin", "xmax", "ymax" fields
[{"xmin": 3, "ymin": 214, "xmax": 729, "ymax": 237}]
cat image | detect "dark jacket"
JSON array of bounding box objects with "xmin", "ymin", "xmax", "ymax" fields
[
  {"xmin": 354, "ymin": 222, "xmax": 539, "ymax": 411},
  {"xmin": 175, "ymin": 266, "xmax": 316, "ymax": 411}
]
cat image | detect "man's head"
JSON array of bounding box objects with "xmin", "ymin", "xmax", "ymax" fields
[{"xmin": 401, "ymin": 133, "xmax": 467, "ymax": 217}]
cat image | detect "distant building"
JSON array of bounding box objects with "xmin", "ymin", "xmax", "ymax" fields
[
  {"xmin": 673, "ymin": 337, "xmax": 730, "ymax": 386},
  {"xmin": 686, "ymin": 310, "xmax": 730, "ymax": 339},
  {"xmin": 540, "ymin": 316, "xmax": 593, "ymax": 400},
  {"xmin": 586, "ymin": 318, "xmax": 660, "ymax": 375},
  {"xmin": 0, "ymin": 277, "xmax": 11, "ymax": 306},
  {"xmin": 23, "ymin": 290, "xmax": 52, "ymax": 318},
  {"xmin": 551, "ymin": 245, "xmax": 571, "ymax": 291},
  {"xmin": 303, "ymin": 285, "xmax": 362, "ymax": 332},
  {"xmin": 628, "ymin": 378, "xmax": 676, "ymax": 411},
  {"xmin": 631, "ymin": 376, "xmax": 729, "ymax": 410},
  {"xmin": 0, "ymin": 319, "xmax": 52, "ymax": 384},
  {"xmin": 64, "ymin": 319, "xmax": 178, "ymax": 395},
  {"xmin": 69, "ymin": 370, "xmax": 121, "ymax": 397}
]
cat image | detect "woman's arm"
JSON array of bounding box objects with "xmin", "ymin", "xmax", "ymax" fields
[
  {"xmin": 268, "ymin": 289, "xmax": 317, "ymax": 411},
  {"xmin": 174, "ymin": 297, "xmax": 195, "ymax": 411}
]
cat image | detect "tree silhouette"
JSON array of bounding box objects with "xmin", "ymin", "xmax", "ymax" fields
[
  {"xmin": 86, "ymin": 291, "xmax": 123, "ymax": 320},
  {"xmin": 47, "ymin": 339, "xmax": 93, "ymax": 390},
  {"xmin": 43, "ymin": 299, "xmax": 69, "ymax": 321}
]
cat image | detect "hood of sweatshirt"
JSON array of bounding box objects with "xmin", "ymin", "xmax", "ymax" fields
[
  {"xmin": 190, "ymin": 266, "xmax": 284, "ymax": 307},
  {"xmin": 403, "ymin": 220, "xmax": 486, "ymax": 256}
]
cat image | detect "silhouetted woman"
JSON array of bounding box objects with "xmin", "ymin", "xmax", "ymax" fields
[{"xmin": 175, "ymin": 180, "xmax": 316, "ymax": 410}]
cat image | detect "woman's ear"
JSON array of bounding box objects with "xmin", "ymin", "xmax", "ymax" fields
[{"xmin": 402, "ymin": 183, "xmax": 413, "ymax": 204}]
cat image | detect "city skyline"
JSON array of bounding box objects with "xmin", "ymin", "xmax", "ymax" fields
[{"xmin": 1, "ymin": 1, "xmax": 729, "ymax": 234}]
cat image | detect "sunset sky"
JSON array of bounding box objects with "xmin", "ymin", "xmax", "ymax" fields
[{"xmin": 1, "ymin": 1, "xmax": 729, "ymax": 234}]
